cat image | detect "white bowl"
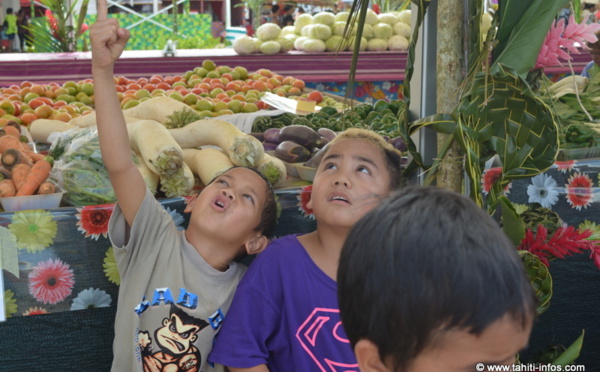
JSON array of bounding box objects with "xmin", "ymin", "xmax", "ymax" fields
[{"xmin": 0, "ymin": 191, "xmax": 65, "ymax": 212}]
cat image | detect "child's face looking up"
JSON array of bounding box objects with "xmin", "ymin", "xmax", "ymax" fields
[
  {"xmin": 308, "ymin": 138, "xmax": 392, "ymax": 228},
  {"xmin": 188, "ymin": 167, "xmax": 267, "ymax": 243}
]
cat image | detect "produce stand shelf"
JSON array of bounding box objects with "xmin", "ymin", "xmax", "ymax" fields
[{"xmin": 0, "ymin": 49, "xmax": 407, "ymax": 87}]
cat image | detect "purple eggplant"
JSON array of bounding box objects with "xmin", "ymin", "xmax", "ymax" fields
[
  {"xmin": 391, "ymin": 136, "xmax": 407, "ymax": 152},
  {"xmin": 274, "ymin": 141, "xmax": 312, "ymax": 163},
  {"xmin": 305, "ymin": 143, "xmax": 329, "ymax": 168},
  {"xmin": 279, "ymin": 125, "xmax": 322, "ymax": 150},
  {"xmin": 317, "ymin": 127, "xmax": 337, "ymax": 142},
  {"xmin": 264, "ymin": 128, "xmax": 282, "ymax": 144},
  {"xmin": 250, "ymin": 132, "xmax": 265, "ymax": 142},
  {"xmin": 262, "ymin": 142, "xmax": 278, "ymax": 152}
]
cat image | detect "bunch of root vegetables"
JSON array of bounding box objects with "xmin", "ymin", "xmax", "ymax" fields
[{"xmin": 0, "ymin": 121, "xmax": 56, "ymax": 198}]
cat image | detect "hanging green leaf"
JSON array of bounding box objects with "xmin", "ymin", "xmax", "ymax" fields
[{"xmin": 492, "ymin": 0, "xmax": 568, "ymax": 77}]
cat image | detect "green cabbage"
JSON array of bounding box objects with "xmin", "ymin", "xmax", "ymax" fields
[
  {"xmin": 373, "ymin": 23, "xmax": 394, "ymax": 39},
  {"xmin": 367, "ymin": 38, "xmax": 388, "ymax": 52},
  {"xmin": 325, "ymin": 35, "xmax": 345, "ymax": 52},
  {"xmin": 294, "ymin": 36, "xmax": 310, "ymax": 50},
  {"xmin": 397, "ymin": 9, "xmax": 412, "ymax": 25},
  {"xmin": 393, "ymin": 22, "xmax": 411, "ymax": 39},
  {"xmin": 232, "ymin": 35, "xmax": 257, "ymax": 55},
  {"xmin": 256, "ymin": 23, "xmax": 282, "ymax": 41},
  {"xmin": 377, "ymin": 13, "xmax": 399, "ymax": 26},
  {"xmin": 259, "ymin": 40, "xmax": 282, "ymax": 54},
  {"xmin": 309, "ymin": 23, "xmax": 332, "ymax": 41},
  {"xmin": 294, "ymin": 13, "xmax": 313, "ymax": 34},
  {"xmin": 302, "ymin": 38, "xmax": 326, "ymax": 53},
  {"xmin": 365, "ymin": 9, "xmax": 379, "ymax": 25},
  {"xmin": 276, "ymin": 37, "xmax": 295, "ymax": 53},
  {"xmin": 335, "ymin": 11, "xmax": 349, "ymax": 23},
  {"xmin": 313, "ymin": 11, "xmax": 336, "ymax": 26},
  {"xmin": 387, "ymin": 35, "xmax": 409, "ymax": 51}
]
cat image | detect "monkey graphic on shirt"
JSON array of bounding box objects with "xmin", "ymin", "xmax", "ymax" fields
[{"xmin": 139, "ymin": 304, "xmax": 209, "ymax": 372}]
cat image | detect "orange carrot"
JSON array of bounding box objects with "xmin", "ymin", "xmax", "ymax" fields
[
  {"xmin": 11, "ymin": 163, "xmax": 31, "ymax": 191},
  {"xmin": 0, "ymin": 125, "xmax": 21, "ymax": 138},
  {"xmin": 27, "ymin": 151, "xmax": 46, "ymax": 163},
  {"xmin": 0, "ymin": 135, "xmax": 28, "ymax": 153},
  {"xmin": 37, "ymin": 180, "xmax": 56, "ymax": 195},
  {"xmin": 1, "ymin": 148, "xmax": 32, "ymax": 171},
  {"xmin": 16, "ymin": 159, "xmax": 52, "ymax": 196},
  {"xmin": 0, "ymin": 179, "xmax": 16, "ymax": 197}
]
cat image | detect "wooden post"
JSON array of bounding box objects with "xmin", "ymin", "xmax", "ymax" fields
[{"xmin": 436, "ymin": 0, "xmax": 466, "ymax": 192}]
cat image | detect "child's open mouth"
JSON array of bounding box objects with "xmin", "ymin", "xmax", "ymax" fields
[
  {"xmin": 329, "ymin": 193, "xmax": 351, "ymax": 204},
  {"xmin": 212, "ymin": 195, "xmax": 229, "ymax": 210}
]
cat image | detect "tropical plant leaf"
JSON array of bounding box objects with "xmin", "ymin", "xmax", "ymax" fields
[
  {"xmin": 551, "ymin": 330, "xmax": 584, "ymax": 366},
  {"xmin": 499, "ymin": 195, "xmax": 525, "ymax": 246},
  {"xmin": 494, "ymin": 0, "xmax": 532, "ymax": 58},
  {"xmin": 492, "ymin": 0, "xmax": 568, "ymax": 77},
  {"xmin": 344, "ymin": 0, "xmax": 370, "ymax": 102}
]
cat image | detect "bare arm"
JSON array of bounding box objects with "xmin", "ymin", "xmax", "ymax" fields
[
  {"xmin": 229, "ymin": 366, "xmax": 269, "ymax": 372},
  {"xmin": 90, "ymin": 0, "xmax": 145, "ymax": 226}
]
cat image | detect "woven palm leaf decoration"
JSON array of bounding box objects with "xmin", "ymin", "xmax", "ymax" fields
[
  {"xmin": 519, "ymin": 250, "xmax": 553, "ymax": 315},
  {"xmin": 455, "ymin": 64, "xmax": 559, "ymax": 209}
]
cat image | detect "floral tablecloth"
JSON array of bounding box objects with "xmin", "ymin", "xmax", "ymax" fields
[
  {"xmin": 1, "ymin": 187, "xmax": 316, "ymax": 320},
  {"xmin": 499, "ymin": 159, "xmax": 600, "ymax": 366}
]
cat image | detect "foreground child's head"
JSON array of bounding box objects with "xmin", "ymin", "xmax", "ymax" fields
[
  {"xmin": 307, "ymin": 128, "xmax": 403, "ymax": 228},
  {"xmin": 338, "ymin": 186, "xmax": 537, "ymax": 372},
  {"xmin": 186, "ymin": 166, "xmax": 277, "ymax": 255}
]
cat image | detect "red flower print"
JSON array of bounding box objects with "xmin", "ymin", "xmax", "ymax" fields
[
  {"xmin": 23, "ymin": 307, "xmax": 49, "ymax": 316},
  {"xmin": 555, "ymin": 160, "xmax": 577, "ymax": 173},
  {"xmin": 481, "ymin": 167, "xmax": 511, "ymax": 195},
  {"xmin": 518, "ymin": 225, "xmax": 594, "ymax": 266},
  {"xmin": 28, "ymin": 258, "xmax": 75, "ymax": 305},
  {"xmin": 76, "ymin": 205, "xmax": 114, "ymax": 240},
  {"xmin": 297, "ymin": 185, "xmax": 314, "ymax": 219},
  {"xmin": 565, "ymin": 173, "xmax": 593, "ymax": 210}
]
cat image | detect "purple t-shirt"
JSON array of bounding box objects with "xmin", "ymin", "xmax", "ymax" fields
[{"xmin": 209, "ymin": 234, "xmax": 358, "ymax": 371}]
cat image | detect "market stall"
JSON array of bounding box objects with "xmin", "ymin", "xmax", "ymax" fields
[{"xmin": 0, "ymin": 187, "xmax": 317, "ymax": 370}]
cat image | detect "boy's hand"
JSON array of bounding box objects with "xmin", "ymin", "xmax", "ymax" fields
[{"xmin": 90, "ymin": 0, "xmax": 129, "ymax": 71}]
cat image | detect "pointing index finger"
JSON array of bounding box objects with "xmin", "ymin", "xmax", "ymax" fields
[{"xmin": 97, "ymin": 0, "xmax": 108, "ymax": 21}]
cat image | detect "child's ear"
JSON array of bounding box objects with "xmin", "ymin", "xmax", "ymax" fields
[
  {"xmin": 354, "ymin": 339, "xmax": 390, "ymax": 372},
  {"xmin": 244, "ymin": 234, "xmax": 268, "ymax": 255},
  {"xmin": 184, "ymin": 194, "xmax": 198, "ymax": 213}
]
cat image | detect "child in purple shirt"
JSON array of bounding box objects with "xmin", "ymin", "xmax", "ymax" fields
[{"xmin": 209, "ymin": 129, "xmax": 404, "ymax": 371}]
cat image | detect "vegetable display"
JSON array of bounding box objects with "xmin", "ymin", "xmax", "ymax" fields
[
  {"xmin": 0, "ymin": 121, "xmax": 57, "ymax": 199},
  {"xmin": 233, "ymin": 9, "xmax": 412, "ymax": 55},
  {"xmin": 168, "ymin": 119, "xmax": 264, "ymax": 167}
]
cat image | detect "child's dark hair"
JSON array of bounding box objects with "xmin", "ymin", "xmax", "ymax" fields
[
  {"xmin": 338, "ymin": 186, "xmax": 537, "ymax": 371},
  {"xmin": 328, "ymin": 128, "xmax": 403, "ymax": 190},
  {"xmin": 207, "ymin": 166, "xmax": 277, "ymax": 239}
]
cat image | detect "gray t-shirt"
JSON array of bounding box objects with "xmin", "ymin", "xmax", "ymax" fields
[{"xmin": 109, "ymin": 189, "xmax": 246, "ymax": 371}]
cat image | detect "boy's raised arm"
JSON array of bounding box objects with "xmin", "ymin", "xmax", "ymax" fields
[{"xmin": 91, "ymin": 0, "xmax": 146, "ymax": 226}]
